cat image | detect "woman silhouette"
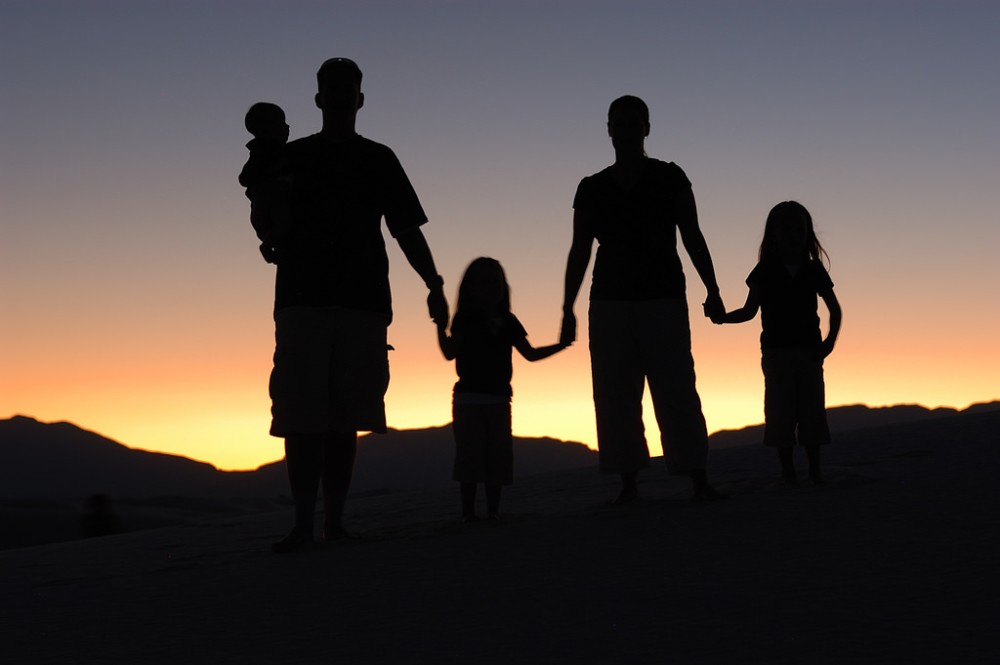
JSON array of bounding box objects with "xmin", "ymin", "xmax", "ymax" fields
[{"xmin": 560, "ymin": 95, "xmax": 725, "ymax": 503}]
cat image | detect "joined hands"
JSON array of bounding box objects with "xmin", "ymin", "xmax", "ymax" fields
[{"xmin": 703, "ymin": 291, "xmax": 726, "ymax": 324}]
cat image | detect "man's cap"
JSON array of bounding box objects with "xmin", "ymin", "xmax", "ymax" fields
[{"xmin": 317, "ymin": 57, "xmax": 363, "ymax": 87}]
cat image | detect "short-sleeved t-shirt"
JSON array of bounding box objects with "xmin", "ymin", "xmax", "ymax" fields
[
  {"xmin": 573, "ymin": 158, "xmax": 693, "ymax": 301},
  {"xmin": 452, "ymin": 312, "xmax": 528, "ymax": 398},
  {"xmin": 274, "ymin": 133, "xmax": 427, "ymax": 316},
  {"xmin": 746, "ymin": 259, "xmax": 834, "ymax": 349}
]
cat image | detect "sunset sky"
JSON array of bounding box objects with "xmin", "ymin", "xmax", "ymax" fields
[{"xmin": 3, "ymin": 1, "xmax": 998, "ymax": 471}]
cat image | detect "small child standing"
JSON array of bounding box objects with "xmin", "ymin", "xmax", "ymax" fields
[
  {"xmin": 238, "ymin": 102, "xmax": 290, "ymax": 264},
  {"xmin": 437, "ymin": 257, "xmax": 569, "ymax": 521},
  {"xmin": 712, "ymin": 201, "xmax": 842, "ymax": 485}
]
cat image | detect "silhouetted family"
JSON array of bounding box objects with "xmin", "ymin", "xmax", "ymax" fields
[{"xmin": 239, "ymin": 58, "xmax": 842, "ymax": 553}]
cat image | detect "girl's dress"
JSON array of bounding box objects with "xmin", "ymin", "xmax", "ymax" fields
[
  {"xmin": 450, "ymin": 311, "xmax": 527, "ymax": 485},
  {"xmin": 746, "ymin": 258, "xmax": 834, "ymax": 448}
]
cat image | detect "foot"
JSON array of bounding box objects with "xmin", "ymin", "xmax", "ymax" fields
[
  {"xmin": 461, "ymin": 514, "xmax": 479, "ymax": 523},
  {"xmin": 691, "ymin": 484, "xmax": 729, "ymax": 502},
  {"xmin": 808, "ymin": 469, "xmax": 825, "ymax": 485},
  {"xmin": 323, "ymin": 524, "xmax": 359, "ymax": 541},
  {"xmin": 610, "ymin": 487, "xmax": 640, "ymax": 505},
  {"xmin": 271, "ymin": 528, "xmax": 314, "ymax": 554},
  {"xmin": 782, "ymin": 470, "xmax": 800, "ymax": 487},
  {"xmin": 611, "ymin": 472, "xmax": 639, "ymax": 505}
]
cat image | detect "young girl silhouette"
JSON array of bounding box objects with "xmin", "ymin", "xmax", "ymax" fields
[
  {"xmin": 713, "ymin": 201, "xmax": 842, "ymax": 484},
  {"xmin": 437, "ymin": 257, "xmax": 568, "ymax": 520}
]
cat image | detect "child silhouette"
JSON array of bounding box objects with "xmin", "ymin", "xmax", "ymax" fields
[
  {"xmin": 437, "ymin": 257, "xmax": 568, "ymax": 520},
  {"xmin": 712, "ymin": 201, "xmax": 842, "ymax": 485},
  {"xmin": 238, "ymin": 102, "xmax": 290, "ymax": 264}
]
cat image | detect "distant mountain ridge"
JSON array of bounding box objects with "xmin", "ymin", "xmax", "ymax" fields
[
  {"xmin": 0, "ymin": 417, "xmax": 596, "ymax": 501},
  {"xmin": 2, "ymin": 402, "xmax": 997, "ymax": 501},
  {"xmin": 708, "ymin": 401, "xmax": 1000, "ymax": 449}
]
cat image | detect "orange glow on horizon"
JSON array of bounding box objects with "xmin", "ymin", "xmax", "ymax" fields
[
  {"xmin": 6, "ymin": 225, "xmax": 998, "ymax": 471},
  {"xmin": 7, "ymin": 319, "xmax": 996, "ymax": 471}
]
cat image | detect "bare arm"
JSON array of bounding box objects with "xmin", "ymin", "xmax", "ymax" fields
[
  {"xmin": 675, "ymin": 189, "xmax": 724, "ymax": 318},
  {"xmin": 714, "ymin": 288, "xmax": 760, "ymax": 324},
  {"xmin": 514, "ymin": 336, "xmax": 567, "ymax": 362},
  {"xmin": 560, "ymin": 209, "xmax": 595, "ymax": 345},
  {"xmin": 395, "ymin": 225, "xmax": 448, "ymax": 324},
  {"xmin": 818, "ymin": 287, "xmax": 842, "ymax": 358},
  {"xmin": 436, "ymin": 320, "xmax": 457, "ymax": 360}
]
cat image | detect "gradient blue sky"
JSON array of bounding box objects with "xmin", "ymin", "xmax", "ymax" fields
[{"xmin": 3, "ymin": 1, "xmax": 998, "ymax": 469}]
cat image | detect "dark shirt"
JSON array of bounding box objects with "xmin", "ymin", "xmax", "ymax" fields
[
  {"xmin": 573, "ymin": 158, "xmax": 693, "ymax": 301},
  {"xmin": 747, "ymin": 259, "xmax": 834, "ymax": 349},
  {"xmin": 452, "ymin": 312, "xmax": 528, "ymax": 398},
  {"xmin": 273, "ymin": 133, "xmax": 427, "ymax": 317}
]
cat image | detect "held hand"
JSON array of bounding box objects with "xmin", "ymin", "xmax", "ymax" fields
[
  {"xmin": 559, "ymin": 311, "xmax": 577, "ymax": 346},
  {"xmin": 703, "ymin": 291, "xmax": 725, "ymax": 323},
  {"xmin": 427, "ymin": 286, "xmax": 449, "ymax": 325},
  {"xmin": 259, "ymin": 243, "xmax": 278, "ymax": 264},
  {"xmin": 703, "ymin": 302, "xmax": 726, "ymax": 324},
  {"xmin": 817, "ymin": 339, "xmax": 835, "ymax": 360}
]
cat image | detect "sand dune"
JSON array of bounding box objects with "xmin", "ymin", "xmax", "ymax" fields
[{"xmin": 3, "ymin": 407, "xmax": 998, "ymax": 663}]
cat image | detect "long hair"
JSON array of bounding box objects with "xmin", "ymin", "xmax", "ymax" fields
[
  {"xmin": 758, "ymin": 201, "xmax": 830, "ymax": 268},
  {"xmin": 455, "ymin": 257, "xmax": 511, "ymax": 320}
]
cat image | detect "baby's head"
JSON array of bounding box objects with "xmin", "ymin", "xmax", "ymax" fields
[{"xmin": 245, "ymin": 102, "xmax": 289, "ymax": 142}]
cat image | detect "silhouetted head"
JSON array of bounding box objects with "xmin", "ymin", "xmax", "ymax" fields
[
  {"xmin": 759, "ymin": 201, "xmax": 830, "ymax": 267},
  {"xmin": 457, "ymin": 257, "xmax": 511, "ymax": 318},
  {"xmin": 244, "ymin": 102, "xmax": 289, "ymax": 142},
  {"xmin": 315, "ymin": 57, "xmax": 364, "ymax": 118},
  {"xmin": 607, "ymin": 95, "xmax": 650, "ymax": 154}
]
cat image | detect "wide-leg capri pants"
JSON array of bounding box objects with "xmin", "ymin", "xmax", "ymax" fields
[{"xmin": 589, "ymin": 298, "xmax": 709, "ymax": 475}]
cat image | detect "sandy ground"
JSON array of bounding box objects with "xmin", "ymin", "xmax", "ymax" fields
[{"xmin": 3, "ymin": 429, "xmax": 998, "ymax": 664}]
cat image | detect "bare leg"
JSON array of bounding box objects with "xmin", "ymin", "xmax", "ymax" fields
[
  {"xmin": 485, "ymin": 484, "xmax": 502, "ymax": 519},
  {"xmin": 806, "ymin": 446, "xmax": 823, "ymax": 485},
  {"xmin": 611, "ymin": 472, "xmax": 639, "ymax": 505},
  {"xmin": 322, "ymin": 431, "xmax": 357, "ymax": 539},
  {"xmin": 460, "ymin": 483, "xmax": 477, "ymax": 521},
  {"xmin": 273, "ymin": 434, "xmax": 324, "ymax": 553},
  {"xmin": 690, "ymin": 468, "xmax": 728, "ymax": 501},
  {"xmin": 778, "ymin": 448, "xmax": 798, "ymax": 486}
]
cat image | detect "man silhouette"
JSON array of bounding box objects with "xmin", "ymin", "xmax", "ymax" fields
[{"xmin": 251, "ymin": 58, "xmax": 448, "ymax": 553}]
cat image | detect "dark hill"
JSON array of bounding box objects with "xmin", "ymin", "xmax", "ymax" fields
[
  {"xmin": 0, "ymin": 416, "xmax": 596, "ymax": 501},
  {"xmin": 707, "ymin": 401, "xmax": 1000, "ymax": 450},
  {"xmin": 2, "ymin": 401, "xmax": 996, "ymax": 501},
  {"xmin": 1, "ymin": 403, "xmax": 996, "ymax": 549},
  {"xmin": 0, "ymin": 416, "xmax": 230, "ymax": 500}
]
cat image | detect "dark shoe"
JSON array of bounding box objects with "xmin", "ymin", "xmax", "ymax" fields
[{"xmin": 271, "ymin": 528, "xmax": 313, "ymax": 554}]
